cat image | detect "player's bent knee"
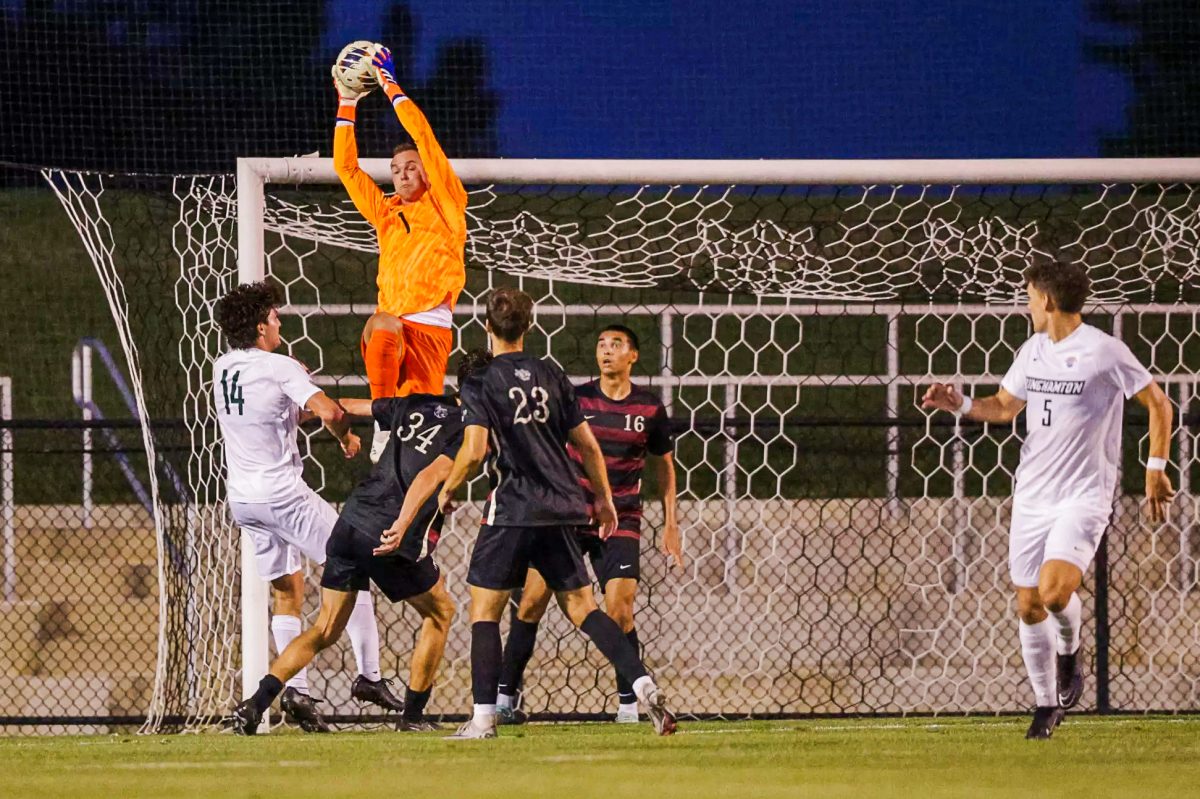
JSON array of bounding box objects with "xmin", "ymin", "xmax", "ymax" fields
[
  {"xmin": 1015, "ymin": 588, "xmax": 1046, "ymax": 624},
  {"xmin": 364, "ymin": 312, "xmax": 403, "ymax": 339},
  {"xmin": 516, "ymin": 592, "xmax": 551, "ymax": 623}
]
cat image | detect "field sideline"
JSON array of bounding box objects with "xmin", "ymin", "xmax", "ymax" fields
[{"xmin": 1, "ymin": 716, "xmax": 1198, "ymax": 798}]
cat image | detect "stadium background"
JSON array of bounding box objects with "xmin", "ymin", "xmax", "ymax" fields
[{"xmin": 0, "ymin": 0, "xmax": 1198, "ymax": 731}]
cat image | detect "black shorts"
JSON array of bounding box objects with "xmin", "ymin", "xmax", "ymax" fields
[
  {"xmin": 467, "ymin": 525, "xmax": 590, "ymax": 592},
  {"xmin": 577, "ymin": 532, "xmax": 640, "ymax": 591},
  {"xmin": 321, "ymin": 518, "xmax": 440, "ymax": 602}
]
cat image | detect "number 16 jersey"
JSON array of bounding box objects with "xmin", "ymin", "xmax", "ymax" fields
[
  {"xmin": 212, "ymin": 348, "xmax": 322, "ymax": 504},
  {"xmin": 1000, "ymin": 323, "xmax": 1152, "ymax": 509},
  {"xmin": 459, "ymin": 352, "xmax": 589, "ymax": 527}
]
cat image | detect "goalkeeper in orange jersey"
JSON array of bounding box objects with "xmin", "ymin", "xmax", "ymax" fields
[{"xmin": 333, "ymin": 45, "xmax": 468, "ymax": 462}]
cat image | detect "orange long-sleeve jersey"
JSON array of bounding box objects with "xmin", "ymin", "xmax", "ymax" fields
[{"xmin": 334, "ymin": 92, "xmax": 468, "ymax": 319}]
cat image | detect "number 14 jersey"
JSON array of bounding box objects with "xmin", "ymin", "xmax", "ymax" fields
[
  {"xmin": 1000, "ymin": 323, "xmax": 1152, "ymax": 508},
  {"xmin": 459, "ymin": 352, "xmax": 589, "ymax": 527},
  {"xmin": 212, "ymin": 348, "xmax": 322, "ymax": 504}
]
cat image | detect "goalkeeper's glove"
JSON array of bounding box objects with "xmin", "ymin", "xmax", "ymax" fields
[{"xmin": 370, "ymin": 46, "xmax": 406, "ymax": 104}]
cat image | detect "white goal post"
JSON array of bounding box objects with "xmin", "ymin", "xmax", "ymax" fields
[{"xmin": 44, "ymin": 156, "xmax": 1200, "ymax": 732}]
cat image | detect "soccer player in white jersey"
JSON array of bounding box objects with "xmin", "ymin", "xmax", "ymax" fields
[
  {"xmin": 922, "ymin": 257, "xmax": 1175, "ymax": 739},
  {"xmin": 214, "ymin": 282, "xmax": 404, "ymax": 731}
]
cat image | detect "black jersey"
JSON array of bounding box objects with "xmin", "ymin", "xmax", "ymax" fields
[
  {"xmin": 339, "ymin": 393, "xmax": 464, "ymax": 560},
  {"xmin": 459, "ymin": 352, "xmax": 589, "ymax": 526},
  {"xmin": 567, "ymin": 381, "xmax": 673, "ymax": 539}
]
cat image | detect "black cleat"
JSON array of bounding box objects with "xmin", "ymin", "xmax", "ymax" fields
[
  {"xmin": 1057, "ymin": 651, "xmax": 1084, "ymax": 710},
  {"xmin": 230, "ymin": 699, "xmax": 263, "ymax": 736},
  {"xmin": 1025, "ymin": 706, "xmax": 1064, "ymax": 740},
  {"xmin": 281, "ymin": 688, "xmax": 332, "ymax": 733},
  {"xmin": 351, "ymin": 676, "xmax": 406, "ymax": 713},
  {"xmin": 396, "ymin": 718, "xmax": 443, "ymax": 732}
]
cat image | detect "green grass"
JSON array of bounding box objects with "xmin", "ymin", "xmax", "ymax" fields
[{"xmin": 1, "ymin": 716, "xmax": 1199, "ymax": 799}]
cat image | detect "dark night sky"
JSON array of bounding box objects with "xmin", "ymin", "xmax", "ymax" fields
[{"xmin": 326, "ymin": 0, "xmax": 1131, "ymax": 159}]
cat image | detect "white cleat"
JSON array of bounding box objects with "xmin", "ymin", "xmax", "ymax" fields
[
  {"xmin": 369, "ymin": 422, "xmax": 390, "ymax": 465},
  {"xmin": 445, "ymin": 717, "xmax": 497, "ymax": 740},
  {"xmin": 634, "ymin": 679, "xmax": 677, "ymax": 736},
  {"xmin": 614, "ymin": 709, "xmax": 639, "ymax": 724}
]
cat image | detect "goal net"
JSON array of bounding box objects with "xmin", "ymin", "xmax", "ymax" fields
[{"xmin": 46, "ymin": 159, "xmax": 1200, "ymax": 732}]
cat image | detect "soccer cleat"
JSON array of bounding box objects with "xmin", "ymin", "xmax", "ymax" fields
[
  {"xmin": 230, "ymin": 699, "xmax": 263, "ymax": 736},
  {"xmin": 496, "ymin": 705, "xmax": 528, "ymax": 725},
  {"xmin": 445, "ymin": 718, "xmax": 498, "ymax": 740},
  {"xmin": 614, "ymin": 709, "xmax": 639, "ymax": 724},
  {"xmin": 634, "ymin": 679, "xmax": 677, "ymax": 736},
  {"xmin": 1024, "ymin": 706, "xmax": 1065, "ymax": 740},
  {"xmin": 281, "ymin": 688, "xmax": 332, "ymax": 733},
  {"xmin": 351, "ymin": 676, "xmax": 405, "ymax": 713},
  {"xmin": 1057, "ymin": 651, "xmax": 1084, "ymax": 710},
  {"xmin": 396, "ymin": 718, "xmax": 443, "ymax": 732},
  {"xmin": 369, "ymin": 422, "xmax": 389, "ymax": 464}
]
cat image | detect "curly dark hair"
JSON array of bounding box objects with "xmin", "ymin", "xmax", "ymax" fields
[
  {"xmin": 1023, "ymin": 254, "xmax": 1090, "ymax": 314},
  {"xmin": 456, "ymin": 348, "xmax": 494, "ymax": 386},
  {"xmin": 485, "ymin": 287, "xmax": 533, "ymax": 343},
  {"xmin": 215, "ymin": 281, "xmax": 281, "ymax": 349}
]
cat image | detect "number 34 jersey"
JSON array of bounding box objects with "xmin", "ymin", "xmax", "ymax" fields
[
  {"xmin": 212, "ymin": 348, "xmax": 322, "ymax": 504},
  {"xmin": 339, "ymin": 394, "xmax": 464, "ymax": 558},
  {"xmin": 459, "ymin": 352, "xmax": 590, "ymax": 527},
  {"xmin": 1001, "ymin": 323, "xmax": 1152, "ymax": 509}
]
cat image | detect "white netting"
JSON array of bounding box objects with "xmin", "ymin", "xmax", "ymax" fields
[{"xmin": 46, "ymin": 163, "xmax": 1200, "ymax": 732}]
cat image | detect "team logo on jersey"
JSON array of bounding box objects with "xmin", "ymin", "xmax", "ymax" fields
[
  {"xmin": 1026, "ymin": 376, "xmax": 1085, "ymax": 395},
  {"xmin": 1066, "ymin": 356, "xmax": 1078, "ymax": 368},
  {"xmin": 515, "ymin": 369, "xmax": 531, "ymax": 381},
  {"xmin": 434, "ymin": 405, "xmax": 449, "ymax": 419}
]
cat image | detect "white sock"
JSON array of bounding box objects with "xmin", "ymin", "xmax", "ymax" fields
[
  {"xmin": 473, "ymin": 703, "xmax": 496, "ymax": 724},
  {"xmin": 631, "ymin": 675, "xmax": 654, "ymax": 702},
  {"xmin": 618, "ymin": 702, "xmax": 638, "ymax": 715},
  {"xmin": 344, "ymin": 590, "xmax": 381, "ymax": 682},
  {"xmin": 497, "ymin": 693, "xmax": 515, "ymax": 710},
  {"xmin": 1019, "ymin": 617, "xmax": 1058, "ymax": 707},
  {"xmin": 1051, "ymin": 593, "xmax": 1082, "ymax": 656},
  {"xmin": 270, "ymin": 614, "xmax": 307, "ymax": 693}
]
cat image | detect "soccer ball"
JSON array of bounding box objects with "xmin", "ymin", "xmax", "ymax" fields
[{"xmin": 332, "ymin": 40, "xmax": 379, "ymax": 97}]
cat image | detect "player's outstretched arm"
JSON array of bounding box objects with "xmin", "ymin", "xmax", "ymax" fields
[
  {"xmin": 568, "ymin": 422, "xmax": 618, "ymax": 539},
  {"xmin": 338, "ymin": 398, "xmax": 375, "ymax": 417},
  {"xmin": 305, "ymin": 393, "xmax": 360, "ymax": 458},
  {"xmin": 921, "ymin": 384, "xmax": 1025, "ymax": 424},
  {"xmin": 374, "ymin": 454, "xmax": 455, "ymax": 556},
  {"xmin": 1134, "ymin": 380, "xmax": 1176, "ymax": 523},
  {"xmin": 332, "ymin": 80, "xmax": 387, "ymax": 227},
  {"xmin": 650, "ymin": 452, "xmax": 683, "ymax": 570},
  {"xmin": 370, "ymin": 47, "xmax": 468, "ymax": 216},
  {"xmin": 437, "ymin": 425, "xmax": 487, "ymax": 512}
]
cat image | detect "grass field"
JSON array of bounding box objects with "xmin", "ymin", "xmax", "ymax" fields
[{"xmin": 1, "ymin": 716, "xmax": 1198, "ymax": 799}]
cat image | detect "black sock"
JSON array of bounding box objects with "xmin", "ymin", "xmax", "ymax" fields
[
  {"xmin": 615, "ymin": 628, "xmax": 640, "ymax": 704},
  {"xmin": 471, "ymin": 621, "xmax": 502, "ymax": 705},
  {"xmin": 403, "ymin": 687, "xmax": 431, "ymax": 721},
  {"xmin": 251, "ymin": 675, "xmax": 284, "ymax": 714},
  {"xmin": 580, "ymin": 610, "xmax": 647, "ymax": 688},
  {"xmin": 498, "ymin": 619, "xmax": 540, "ymax": 699}
]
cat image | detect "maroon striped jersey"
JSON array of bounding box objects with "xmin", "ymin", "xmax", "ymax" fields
[{"xmin": 567, "ymin": 381, "xmax": 674, "ymax": 539}]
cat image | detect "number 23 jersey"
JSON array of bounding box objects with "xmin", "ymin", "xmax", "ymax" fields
[
  {"xmin": 459, "ymin": 352, "xmax": 589, "ymax": 527},
  {"xmin": 1001, "ymin": 323, "xmax": 1152, "ymax": 508}
]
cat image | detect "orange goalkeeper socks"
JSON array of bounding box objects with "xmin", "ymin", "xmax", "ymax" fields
[{"xmin": 365, "ymin": 329, "xmax": 401, "ymax": 399}]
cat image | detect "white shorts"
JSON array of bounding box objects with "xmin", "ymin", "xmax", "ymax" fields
[
  {"xmin": 230, "ymin": 488, "xmax": 338, "ymax": 581},
  {"xmin": 1008, "ymin": 502, "xmax": 1111, "ymax": 588}
]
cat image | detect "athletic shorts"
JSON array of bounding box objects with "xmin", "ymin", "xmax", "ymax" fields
[
  {"xmin": 577, "ymin": 532, "xmax": 640, "ymax": 591},
  {"xmin": 467, "ymin": 525, "xmax": 591, "ymax": 592},
  {"xmin": 230, "ymin": 487, "xmax": 336, "ymax": 581},
  {"xmin": 1008, "ymin": 502, "xmax": 1112, "ymax": 588},
  {"xmin": 361, "ymin": 317, "xmax": 454, "ymax": 397},
  {"xmin": 321, "ymin": 518, "xmax": 441, "ymax": 602}
]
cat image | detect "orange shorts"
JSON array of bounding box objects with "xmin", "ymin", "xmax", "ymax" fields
[
  {"xmin": 361, "ymin": 317, "xmax": 454, "ymax": 397},
  {"xmin": 395, "ymin": 319, "xmax": 453, "ymax": 396}
]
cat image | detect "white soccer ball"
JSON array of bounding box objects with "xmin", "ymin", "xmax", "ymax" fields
[{"xmin": 332, "ymin": 40, "xmax": 380, "ymax": 97}]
